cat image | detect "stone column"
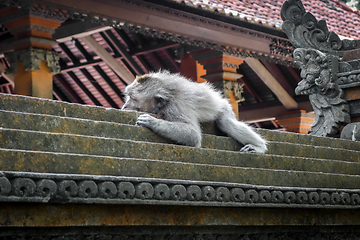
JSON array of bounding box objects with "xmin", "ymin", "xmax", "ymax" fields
[
  {"xmin": 1, "ymin": 7, "xmax": 63, "ymax": 99},
  {"xmin": 190, "ymin": 50, "xmax": 245, "ymax": 119},
  {"xmin": 276, "ymin": 110, "xmax": 315, "ymax": 134}
]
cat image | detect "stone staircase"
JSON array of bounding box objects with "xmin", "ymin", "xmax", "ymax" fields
[{"xmin": 0, "ymin": 92, "xmax": 360, "ymax": 238}]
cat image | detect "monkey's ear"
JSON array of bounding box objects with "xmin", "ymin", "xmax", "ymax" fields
[
  {"xmin": 136, "ymin": 74, "xmax": 150, "ymax": 83},
  {"xmin": 154, "ymin": 94, "xmax": 168, "ymax": 109}
]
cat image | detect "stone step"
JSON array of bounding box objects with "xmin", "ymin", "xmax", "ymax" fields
[
  {"xmin": 0, "ymin": 128, "xmax": 359, "ymax": 176},
  {"xmin": 0, "ymin": 110, "xmax": 359, "ymax": 162},
  {"xmin": 259, "ymin": 129, "xmax": 360, "ymax": 152},
  {"xmin": 0, "ymin": 148, "xmax": 359, "ymax": 189},
  {"xmin": 1, "ymin": 93, "xmax": 359, "ymax": 152}
]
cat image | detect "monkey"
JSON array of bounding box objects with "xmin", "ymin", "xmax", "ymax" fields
[{"xmin": 121, "ymin": 70, "xmax": 267, "ymax": 153}]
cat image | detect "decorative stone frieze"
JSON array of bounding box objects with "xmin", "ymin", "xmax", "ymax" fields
[
  {"xmin": 0, "ymin": 171, "xmax": 359, "ymax": 208},
  {"xmin": 4, "ymin": 47, "xmax": 61, "ymax": 74}
]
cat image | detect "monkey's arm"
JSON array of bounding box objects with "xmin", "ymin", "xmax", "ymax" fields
[{"xmin": 136, "ymin": 114, "xmax": 202, "ymax": 148}]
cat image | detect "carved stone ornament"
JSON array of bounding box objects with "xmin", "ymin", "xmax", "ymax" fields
[
  {"xmin": 223, "ymin": 80, "xmax": 245, "ymax": 102},
  {"xmin": 211, "ymin": 80, "xmax": 245, "ymax": 101},
  {"xmin": 280, "ymin": 0, "xmax": 360, "ymax": 137},
  {"xmin": 1, "ymin": 170, "xmax": 360, "ymax": 208},
  {"xmin": 281, "ymin": 0, "xmax": 360, "ymax": 55},
  {"xmin": 293, "ymin": 48, "xmax": 350, "ymax": 136},
  {"xmin": 4, "ymin": 47, "xmax": 61, "ymax": 74}
]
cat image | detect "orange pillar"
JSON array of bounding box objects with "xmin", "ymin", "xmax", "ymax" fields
[
  {"xmin": 276, "ymin": 110, "xmax": 315, "ymax": 134},
  {"xmin": 1, "ymin": 7, "xmax": 63, "ymax": 99},
  {"xmin": 345, "ymin": 86, "xmax": 360, "ymax": 122},
  {"xmin": 180, "ymin": 53, "xmax": 207, "ymax": 83},
  {"xmin": 190, "ymin": 50, "xmax": 245, "ymax": 119}
]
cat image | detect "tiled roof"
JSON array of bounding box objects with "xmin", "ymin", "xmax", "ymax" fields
[{"xmin": 173, "ymin": 0, "xmax": 360, "ymax": 39}]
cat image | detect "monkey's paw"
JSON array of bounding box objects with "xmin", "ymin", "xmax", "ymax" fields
[
  {"xmin": 240, "ymin": 144, "xmax": 267, "ymax": 154},
  {"xmin": 136, "ymin": 114, "xmax": 157, "ymax": 128}
]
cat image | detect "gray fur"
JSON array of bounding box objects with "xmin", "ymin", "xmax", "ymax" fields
[{"xmin": 122, "ymin": 70, "xmax": 267, "ymax": 153}]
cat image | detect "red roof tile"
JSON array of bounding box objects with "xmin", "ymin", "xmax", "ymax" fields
[{"xmin": 173, "ymin": 0, "xmax": 360, "ymax": 39}]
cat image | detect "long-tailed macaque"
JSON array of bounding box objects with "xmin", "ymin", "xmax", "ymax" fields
[{"xmin": 122, "ymin": 71, "xmax": 267, "ymax": 153}]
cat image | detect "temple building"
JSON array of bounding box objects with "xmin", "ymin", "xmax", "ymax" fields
[{"xmin": 0, "ymin": 0, "xmax": 359, "ymax": 238}]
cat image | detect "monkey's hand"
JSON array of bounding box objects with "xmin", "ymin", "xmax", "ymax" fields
[
  {"xmin": 136, "ymin": 114, "xmax": 158, "ymax": 129},
  {"xmin": 136, "ymin": 113, "xmax": 202, "ymax": 148}
]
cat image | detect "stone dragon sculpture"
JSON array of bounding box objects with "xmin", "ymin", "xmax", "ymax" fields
[{"xmin": 280, "ymin": 0, "xmax": 360, "ymax": 137}]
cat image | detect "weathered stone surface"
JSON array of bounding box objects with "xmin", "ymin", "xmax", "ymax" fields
[
  {"xmin": 1, "ymin": 126, "xmax": 359, "ymax": 164},
  {"xmin": 0, "ymin": 109, "xmax": 241, "ymax": 151},
  {"xmin": 341, "ymin": 123, "xmax": 360, "ymax": 141},
  {"xmin": 1, "ymin": 93, "xmax": 359, "ymax": 151},
  {"xmin": 1, "ymin": 225, "xmax": 360, "ymax": 239},
  {"xmin": 258, "ymin": 129, "xmax": 360, "ymax": 151},
  {"xmin": 0, "ymin": 149, "xmax": 360, "ymax": 189},
  {"xmin": 0, "ymin": 110, "xmax": 359, "ymax": 161},
  {"xmin": 268, "ymin": 141, "xmax": 360, "ymax": 162},
  {"xmin": 2, "ymin": 203, "xmax": 360, "ymax": 228},
  {"xmin": 0, "ymin": 93, "xmax": 139, "ymax": 124}
]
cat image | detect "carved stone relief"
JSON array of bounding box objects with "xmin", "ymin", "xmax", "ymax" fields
[
  {"xmin": 281, "ymin": 0, "xmax": 360, "ymax": 137},
  {"xmin": 4, "ymin": 47, "xmax": 61, "ymax": 74},
  {"xmin": 1, "ymin": 171, "xmax": 359, "ymax": 208},
  {"xmin": 293, "ymin": 48, "xmax": 350, "ymax": 136},
  {"xmin": 281, "ymin": 0, "xmax": 360, "ymax": 55}
]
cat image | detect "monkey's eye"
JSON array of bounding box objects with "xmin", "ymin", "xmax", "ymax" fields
[{"xmin": 130, "ymin": 96, "xmax": 139, "ymax": 102}]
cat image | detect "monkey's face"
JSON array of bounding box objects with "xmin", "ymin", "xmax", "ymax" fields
[
  {"xmin": 122, "ymin": 94, "xmax": 157, "ymax": 113},
  {"xmin": 121, "ymin": 82, "xmax": 158, "ymax": 113}
]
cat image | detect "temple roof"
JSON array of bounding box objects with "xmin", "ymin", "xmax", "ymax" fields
[{"xmin": 172, "ymin": 0, "xmax": 360, "ymax": 39}]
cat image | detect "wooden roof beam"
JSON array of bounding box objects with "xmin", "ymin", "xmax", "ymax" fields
[
  {"xmin": 54, "ymin": 20, "xmax": 112, "ymax": 43},
  {"xmin": 162, "ymin": 49, "xmax": 180, "ymax": 72},
  {"xmin": 40, "ymin": 0, "xmax": 271, "ymax": 54},
  {"xmin": 80, "ymin": 35, "xmax": 134, "ymax": 84},
  {"xmin": 0, "ymin": 63, "xmax": 14, "ymax": 86},
  {"xmin": 130, "ymin": 43, "xmax": 180, "ymax": 56},
  {"xmin": 287, "ymin": 66, "xmax": 302, "ymax": 83},
  {"xmin": 67, "ymin": 71, "xmax": 102, "ymax": 106},
  {"xmin": 239, "ymin": 101, "xmax": 312, "ymax": 122},
  {"xmin": 238, "ymin": 77, "xmax": 263, "ymax": 103},
  {"xmin": 244, "ymin": 57, "xmax": 298, "ymax": 110},
  {"xmin": 93, "ymin": 65, "xmax": 125, "ymax": 102},
  {"xmin": 80, "ymin": 68, "xmax": 120, "ymax": 109},
  {"xmin": 262, "ymin": 61, "xmax": 294, "ymax": 97},
  {"xmin": 103, "ymin": 30, "xmax": 145, "ymax": 76},
  {"xmin": 53, "ymin": 74, "xmax": 84, "ymax": 104}
]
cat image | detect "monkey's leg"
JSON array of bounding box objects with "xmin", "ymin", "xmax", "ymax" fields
[
  {"xmin": 136, "ymin": 114, "xmax": 202, "ymax": 147},
  {"xmin": 215, "ymin": 109, "xmax": 267, "ymax": 153}
]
